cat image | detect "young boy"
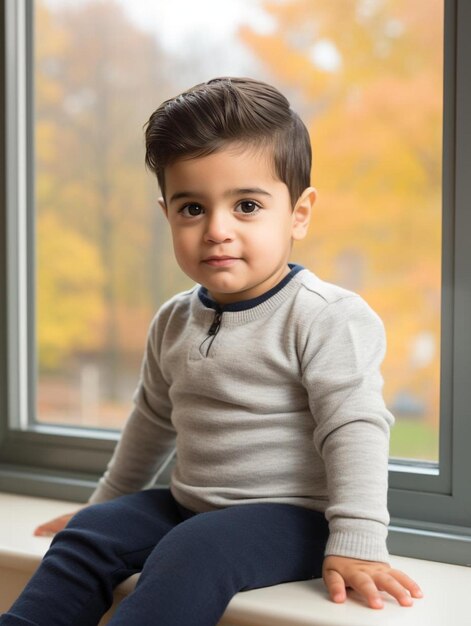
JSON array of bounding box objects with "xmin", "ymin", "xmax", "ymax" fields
[{"xmin": 1, "ymin": 77, "xmax": 422, "ymax": 626}]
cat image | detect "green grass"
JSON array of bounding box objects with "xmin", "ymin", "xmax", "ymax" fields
[{"xmin": 389, "ymin": 419, "xmax": 439, "ymax": 462}]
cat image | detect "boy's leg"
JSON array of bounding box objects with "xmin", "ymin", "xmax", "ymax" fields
[
  {"xmin": 0, "ymin": 489, "xmax": 190, "ymax": 626},
  {"xmin": 108, "ymin": 502, "xmax": 329, "ymax": 626}
]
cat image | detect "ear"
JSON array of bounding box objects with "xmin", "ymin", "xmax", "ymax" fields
[
  {"xmin": 291, "ymin": 187, "xmax": 317, "ymax": 241},
  {"xmin": 158, "ymin": 196, "xmax": 168, "ymax": 218}
]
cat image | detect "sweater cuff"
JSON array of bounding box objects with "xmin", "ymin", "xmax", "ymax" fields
[{"xmin": 324, "ymin": 522, "xmax": 390, "ymax": 564}]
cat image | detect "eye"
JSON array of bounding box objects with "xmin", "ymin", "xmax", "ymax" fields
[
  {"xmin": 235, "ymin": 200, "xmax": 261, "ymax": 215},
  {"xmin": 179, "ymin": 203, "xmax": 203, "ymax": 217}
]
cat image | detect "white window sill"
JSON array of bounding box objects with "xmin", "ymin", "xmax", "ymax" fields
[{"xmin": 1, "ymin": 492, "xmax": 470, "ymax": 625}]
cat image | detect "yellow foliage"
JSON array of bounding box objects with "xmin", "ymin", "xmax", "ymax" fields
[
  {"xmin": 250, "ymin": 0, "xmax": 443, "ymax": 428},
  {"xmin": 37, "ymin": 212, "xmax": 106, "ymax": 369}
]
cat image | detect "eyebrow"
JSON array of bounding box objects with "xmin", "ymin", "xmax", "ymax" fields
[{"xmin": 169, "ymin": 187, "xmax": 273, "ymax": 204}]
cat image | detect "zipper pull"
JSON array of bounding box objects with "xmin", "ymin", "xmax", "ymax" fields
[
  {"xmin": 208, "ymin": 311, "xmax": 222, "ymax": 336},
  {"xmin": 199, "ymin": 310, "xmax": 223, "ymax": 357}
]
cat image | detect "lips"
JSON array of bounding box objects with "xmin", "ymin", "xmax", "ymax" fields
[{"xmin": 202, "ymin": 256, "xmax": 239, "ymax": 267}]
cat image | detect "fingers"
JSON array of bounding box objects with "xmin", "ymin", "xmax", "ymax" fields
[
  {"xmin": 323, "ymin": 560, "xmax": 424, "ymax": 610},
  {"xmin": 348, "ymin": 569, "xmax": 423, "ymax": 609},
  {"xmin": 34, "ymin": 517, "xmax": 63, "ymax": 537},
  {"xmin": 33, "ymin": 512, "xmax": 76, "ymax": 537},
  {"xmin": 323, "ymin": 567, "xmax": 347, "ymax": 603},
  {"xmin": 325, "ymin": 568, "xmax": 384, "ymax": 609},
  {"xmin": 374, "ymin": 572, "xmax": 413, "ymax": 607},
  {"xmin": 389, "ymin": 568, "xmax": 424, "ymax": 599},
  {"xmin": 348, "ymin": 572, "xmax": 385, "ymax": 609}
]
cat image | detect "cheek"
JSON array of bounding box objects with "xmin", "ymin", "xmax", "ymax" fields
[
  {"xmin": 249, "ymin": 225, "xmax": 289, "ymax": 253},
  {"xmin": 171, "ymin": 231, "xmax": 199, "ymax": 267}
]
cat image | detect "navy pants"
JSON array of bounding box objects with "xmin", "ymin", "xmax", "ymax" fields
[{"xmin": 1, "ymin": 488, "xmax": 329, "ymax": 626}]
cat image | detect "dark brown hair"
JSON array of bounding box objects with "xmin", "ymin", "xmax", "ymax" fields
[{"xmin": 144, "ymin": 77, "xmax": 312, "ymax": 207}]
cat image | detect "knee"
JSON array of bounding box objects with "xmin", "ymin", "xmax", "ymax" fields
[
  {"xmin": 64, "ymin": 504, "xmax": 97, "ymax": 530},
  {"xmin": 46, "ymin": 513, "xmax": 125, "ymax": 583},
  {"xmin": 64, "ymin": 500, "xmax": 128, "ymax": 542},
  {"xmin": 50, "ymin": 502, "xmax": 118, "ymax": 557}
]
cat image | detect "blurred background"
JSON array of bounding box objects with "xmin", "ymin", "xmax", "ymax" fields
[{"xmin": 34, "ymin": 0, "xmax": 443, "ymax": 462}]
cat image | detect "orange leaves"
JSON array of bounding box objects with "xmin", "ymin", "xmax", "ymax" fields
[{"xmin": 250, "ymin": 0, "xmax": 443, "ymax": 432}]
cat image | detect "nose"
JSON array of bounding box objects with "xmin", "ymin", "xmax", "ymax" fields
[{"xmin": 203, "ymin": 210, "xmax": 234, "ymax": 244}]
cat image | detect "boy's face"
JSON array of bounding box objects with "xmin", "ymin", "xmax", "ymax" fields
[{"xmin": 160, "ymin": 144, "xmax": 316, "ymax": 304}]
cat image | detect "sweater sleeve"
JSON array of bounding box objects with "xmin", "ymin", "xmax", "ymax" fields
[
  {"xmin": 89, "ymin": 309, "xmax": 177, "ymax": 504},
  {"xmin": 300, "ymin": 295, "xmax": 394, "ymax": 563}
]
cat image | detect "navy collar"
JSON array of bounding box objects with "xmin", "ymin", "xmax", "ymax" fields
[{"xmin": 198, "ymin": 263, "xmax": 304, "ymax": 312}]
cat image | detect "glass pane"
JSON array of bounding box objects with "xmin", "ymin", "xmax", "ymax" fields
[{"xmin": 35, "ymin": 0, "xmax": 443, "ymax": 462}]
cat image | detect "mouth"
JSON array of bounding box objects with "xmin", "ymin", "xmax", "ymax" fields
[{"xmin": 202, "ymin": 256, "xmax": 239, "ymax": 267}]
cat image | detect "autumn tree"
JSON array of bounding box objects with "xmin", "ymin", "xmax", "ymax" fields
[
  {"xmin": 241, "ymin": 0, "xmax": 443, "ymax": 431},
  {"xmin": 35, "ymin": 0, "xmax": 179, "ymax": 392}
]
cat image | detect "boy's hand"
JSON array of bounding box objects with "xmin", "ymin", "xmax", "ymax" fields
[
  {"xmin": 322, "ymin": 555, "xmax": 423, "ymax": 609},
  {"xmin": 33, "ymin": 508, "xmax": 85, "ymax": 537}
]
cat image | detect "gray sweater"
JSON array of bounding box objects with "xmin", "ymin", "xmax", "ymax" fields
[{"xmin": 90, "ymin": 268, "xmax": 394, "ymax": 563}]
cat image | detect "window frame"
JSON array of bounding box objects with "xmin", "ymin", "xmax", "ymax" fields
[{"xmin": 1, "ymin": 0, "xmax": 471, "ymax": 564}]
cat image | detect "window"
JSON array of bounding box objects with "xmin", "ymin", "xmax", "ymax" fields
[
  {"xmin": 34, "ymin": 0, "xmax": 444, "ymax": 462},
  {"xmin": 2, "ymin": 0, "xmax": 471, "ymax": 564}
]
